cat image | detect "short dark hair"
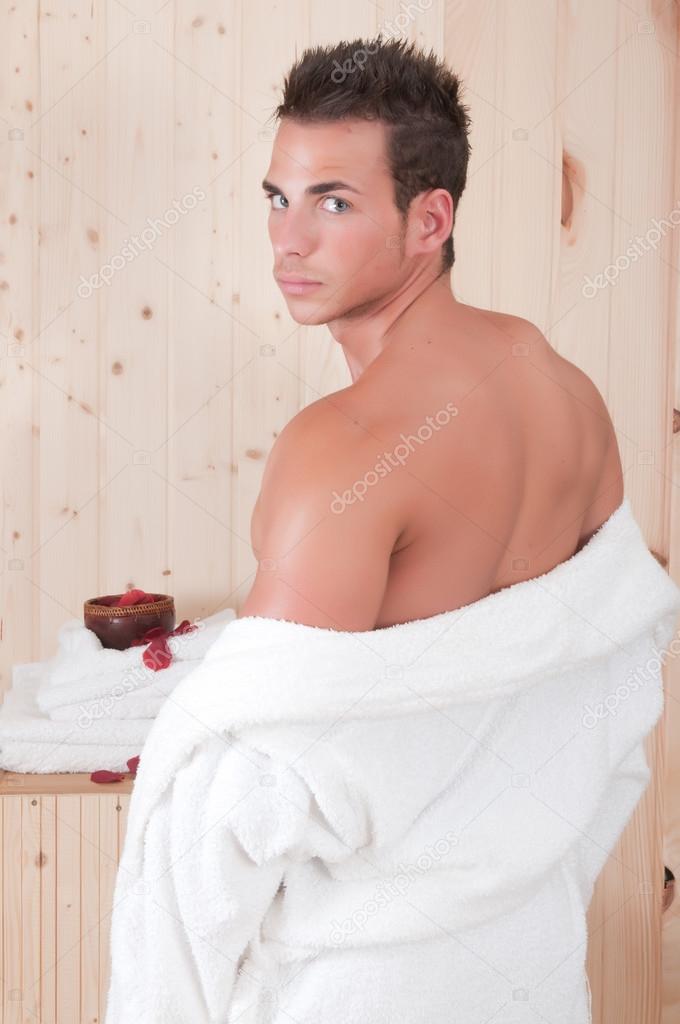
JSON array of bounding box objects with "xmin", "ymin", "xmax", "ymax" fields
[{"xmin": 271, "ymin": 35, "xmax": 472, "ymax": 274}]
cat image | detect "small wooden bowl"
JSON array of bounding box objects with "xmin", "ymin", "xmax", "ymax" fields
[{"xmin": 83, "ymin": 594, "xmax": 175, "ymax": 651}]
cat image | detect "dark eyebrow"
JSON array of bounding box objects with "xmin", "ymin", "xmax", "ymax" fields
[{"xmin": 261, "ymin": 178, "xmax": 361, "ymax": 196}]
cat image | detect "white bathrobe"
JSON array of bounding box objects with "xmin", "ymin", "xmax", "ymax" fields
[{"xmin": 104, "ymin": 497, "xmax": 680, "ymax": 1024}]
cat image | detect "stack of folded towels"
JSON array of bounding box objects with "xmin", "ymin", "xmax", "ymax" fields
[{"xmin": 0, "ymin": 606, "xmax": 236, "ymax": 774}]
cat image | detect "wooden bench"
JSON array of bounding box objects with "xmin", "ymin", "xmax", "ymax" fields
[{"xmin": 0, "ymin": 770, "xmax": 134, "ymax": 1024}]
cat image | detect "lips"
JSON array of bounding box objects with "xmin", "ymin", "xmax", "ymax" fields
[
  {"xmin": 276, "ymin": 274, "xmax": 322, "ymax": 296},
  {"xmin": 277, "ymin": 275, "xmax": 321, "ymax": 284}
]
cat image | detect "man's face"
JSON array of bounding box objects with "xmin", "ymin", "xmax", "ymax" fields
[{"xmin": 262, "ymin": 118, "xmax": 412, "ymax": 325}]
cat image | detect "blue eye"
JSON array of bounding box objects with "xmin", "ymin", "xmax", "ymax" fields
[
  {"xmin": 264, "ymin": 192, "xmax": 287, "ymax": 210},
  {"xmin": 263, "ymin": 192, "xmax": 350, "ymax": 213},
  {"xmin": 321, "ymin": 196, "xmax": 350, "ymax": 213}
]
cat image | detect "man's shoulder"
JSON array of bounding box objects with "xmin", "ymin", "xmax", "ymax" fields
[
  {"xmin": 463, "ymin": 305, "xmax": 544, "ymax": 348},
  {"xmin": 494, "ymin": 312, "xmax": 624, "ymax": 523},
  {"xmin": 483, "ymin": 308, "xmax": 613, "ymax": 408},
  {"xmin": 467, "ymin": 306, "xmax": 623, "ymax": 511},
  {"xmin": 265, "ymin": 388, "xmax": 373, "ymax": 484},
  {"xmin": 252, "ymin": 388, "xmax": 407, "ymax": 555}
]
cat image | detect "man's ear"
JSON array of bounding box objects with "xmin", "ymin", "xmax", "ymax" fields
[{"xmin": 405, "ymin": 189, "xmax": 454, "ymax": 259}]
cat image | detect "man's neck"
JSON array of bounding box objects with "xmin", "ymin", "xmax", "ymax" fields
[{"xmin": 326, "ymin": 266, "xmax": 459, "ymax": 383}]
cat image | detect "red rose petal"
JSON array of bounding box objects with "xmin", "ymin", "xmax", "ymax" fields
[
  {"xmin": 90, "ymin": 770, "xmax": 125, "ymax": 784},
  {"xmin": 143, "ymin": 636, "xmax": 172, "ymax": 671},
  {"xmin": 131, "ymin": 625, "xmax": 169, "ymax": 648},
  {"xmin": 171, "ymin": 619, "xmax": 197, "ymax": 636},
  {"xmin": 120, "ymin": 589, "xmax": 160, "ymax": 602}
]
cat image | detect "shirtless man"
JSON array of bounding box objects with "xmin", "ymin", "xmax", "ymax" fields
[{"xmin": 239, "ymin": 39, "xmax": 624, "ymax": 632}]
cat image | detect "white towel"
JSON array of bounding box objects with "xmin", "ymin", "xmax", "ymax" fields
[
  {"xmin": 36, "ymin": 607, "xmax": 236, "ymax": 722},
  {"xmin": 104, "ymin": 497, "xmax": 680, "ymax": 1024},
  {"xmin": 0, "ymin": 607, "xmax": 236, "ymax": 773},
  {"xmin": 0, "ymin": 663, "xmax": 150, "ymax": 773}
]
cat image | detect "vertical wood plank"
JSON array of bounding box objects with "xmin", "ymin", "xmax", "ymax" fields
[
  {"xmin": 99, "ymin": 4, "xmax": 171, "ymax": 607},
  {"xmin": 34, "ymin": 0, "xmax": 119, "ymax": 655},
  {"xmin": 661, "ymin": 0, "xmax": 680, "ymax": 1014},
  {"xmin": 80, "ymin": 796, "xmax": 100, "ymax": 1023},
  {"xmin": 551, "ymin": 0, "xmax": 619, "ymax": 388},
  {"xmin": 22, "ymin": 796, "xmax": 42, "ymax": 1023},
  {"xmin": 445, "ymin": 0, "xmax": 558, "ymax": 325},
  {"xmin": 2, "ymin": 799, "xmax": 22, "ymax": 1023},
  {"xmin": 593, "ymin": 4, "xmax": 678, "ymax": 1016},
  {"xmin": 0, "ymin": 0, "xmax": 39, "ymax": 697},
  {"xmin": 117, "ymin": 793, "xmax": 130, "ymax": 862},
  {"xmin": 55, "ymin": 795, "xmax": 80, "ymax": 1023},
  {"xmin": 606, "ymin": 0, "xmax": 677, "ymax": 529},
  {"xmin": 40, "ymin": 795, "xmax": 57, "ymax": 1024},
  {"xmin": 161, "ymin": 0, "xmax": 242, "ymax": 620},
  {"xmin": 99, "ymin": 794, "xmax": 121, "ymax": 1024}
]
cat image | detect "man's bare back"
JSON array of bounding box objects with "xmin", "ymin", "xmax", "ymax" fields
[{"xmin": 246, "ymin": 305, "xmax": 624, "ymax": 631}]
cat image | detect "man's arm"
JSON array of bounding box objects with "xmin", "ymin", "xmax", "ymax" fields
[{"xmin": 239, "ymin": 402, "xmax": 407, "ymax": 632}]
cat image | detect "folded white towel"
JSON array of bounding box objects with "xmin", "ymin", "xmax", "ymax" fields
[
  {"xmin": 104, "ymin": 497, "xmax": 680, "ymax": 1024},
  {"xmin": 0, "ymin": 663, "xmax": 150, "ymax": 773},
  {"xmin": 0, "ymin": 607, "xmax": 236, "ymax": 773},
  {"xmin": 42, "ymin": 650, "xmax": 208, "ymax": 724},
  {"xmin": 36, "ymin": 606, "xmax": 236, "ymax": 722}
]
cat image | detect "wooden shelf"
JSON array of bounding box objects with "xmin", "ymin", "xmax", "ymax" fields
[{"xmin": 0, "ymin": 768, "xmax": 134, "ymax": 794}]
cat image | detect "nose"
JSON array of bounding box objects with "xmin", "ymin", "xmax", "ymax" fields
[{"xmin": 270, "ymin": 206, "xmax": 316, "ymax": 261}]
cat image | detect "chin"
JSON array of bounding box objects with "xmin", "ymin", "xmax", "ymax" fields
[{"xmin": 287, "ymin": 306, "xmax": 332, "ymax": 326}]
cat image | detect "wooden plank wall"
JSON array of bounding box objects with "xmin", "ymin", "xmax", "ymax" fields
[
  {"xmin": 0, "ymin": 783, "xmax": 130, "ymax": 1024},
  {"xmin": 0, "ymin": 1, "xmax": 678, "ymax": 1022}
]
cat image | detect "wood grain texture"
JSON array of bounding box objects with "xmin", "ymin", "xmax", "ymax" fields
[
  {"xmin": 0, "ymin": 2, "xmax": 678, "ymax": 1023},
  {"xmin": 661, "ymin": 0, "xmax": 680, "ymax": 1018},
  {"xmin": 0, "ymin": 787, "xmax": 130, "ymax": 1023}
]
